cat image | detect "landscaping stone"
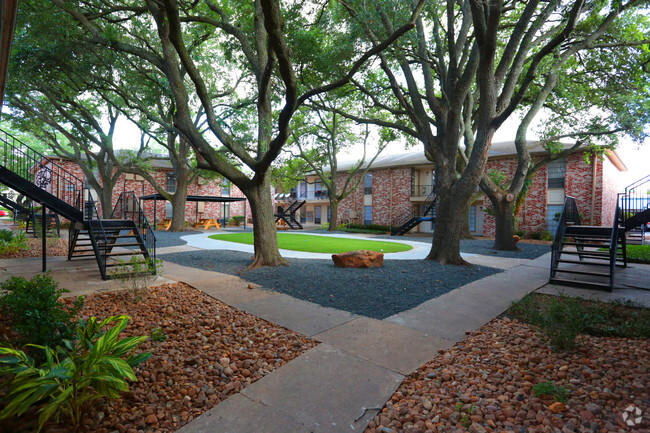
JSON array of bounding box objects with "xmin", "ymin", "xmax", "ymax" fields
[
  {"xmin": 0, "ymin": 283, "xmax": 316, "ymax": 433},
  {"xmin": 364, "ymin": 317, "xmax": 649, "ymax": 433},
  {"xmin": 332, "ymin": 250, "xmax": 384, "ymax": 268}
]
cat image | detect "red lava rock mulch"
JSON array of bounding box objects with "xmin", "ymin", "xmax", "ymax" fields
[
  {"xmin": 365, "ymin": 317, "xmax": 648, "ymax": 433},
  {"xmin": 0, "ymin": 283, "xmax": 317, "ymax": 433},
  {"xmin": 0, "ymin": 236, "xmax": 69, "ymax": 259}
]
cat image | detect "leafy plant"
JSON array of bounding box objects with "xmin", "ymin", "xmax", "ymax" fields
[
  {"xmin": 532, "ymin": 381, "xmax": 569, "ymax": 402},
  {"xmin": 0, "ymin": 230, "xmax": 29, "ymax": 254},
  {"xmin": 149, "ymin": 327, "xmax": 166, "ymax": 342},
  {"xmin": 0, "ymin": 315, "xmax": 151, "ymax": 431},
  {"xmin": 0, "ymin": 275, "xmax": 83, "ymax": 348},
  {"xmin": 0, "ymin": 228, "xmax": 14, "ymax": 242},
  {"xmin": 228, "ymin": 215, "xmax": 245, "ymax": 226},
  {"xmin": 109, "ymin": 256, "xmax": 162, "ymax": 297}
]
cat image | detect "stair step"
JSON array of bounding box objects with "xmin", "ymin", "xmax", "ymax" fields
[
  {"xmin": 556, "ymin": 259, "xmax": 612, "ymax": 267},
  {"xmin": 565, "ymin": 226, "xmax": 612, "ymax": 236},
  {"xmin": 559, "ymin": 251, "xmax": 611, "ymax": 258},
  {"xmin": 553, "ymin": 268, "xmax": 611, "ymax": 277},
  {"xmin": 104, "ymin": 260, "xmax": 148, "ymax": 268},
  {"xmin": 561, "ymin": 241, "xmax": 611, "ymax": 246},
  {"xmin": 549, "ymin": 278, "xmax": 612, "ymax": 291}
]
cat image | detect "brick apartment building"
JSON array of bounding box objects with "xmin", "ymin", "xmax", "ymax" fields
[
  {"xmin": 277, "ymin": 142, "xmax": 628, "ymax": 236},
  {"xmin": 33, "ymin": 156, "xmax": 252, "ymax": 226}
]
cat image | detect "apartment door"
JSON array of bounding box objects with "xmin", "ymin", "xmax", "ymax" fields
[
  {"xmin": 418, "ymin": 169, "xmax": 433, "ymax": 196},
  {"xmin": 314, "ymin": 206, "xmax": 321, "ymax": 224}
]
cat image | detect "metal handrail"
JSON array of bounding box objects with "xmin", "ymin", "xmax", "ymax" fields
[
  {"xmin": 550, "ymin": 196, "xmax": 580, "ymax": 278},
  {"xmin": 0, "ymin": 128, "xmax": 88, "ymax": 220},
  {"xmin": 620, "ymin": 175, "xmax": 650, "ymax": 230},
  {"xmin": 112, "ymin": 191, "xmax": 157, "ymax": 268},
  {"xmin": 391, "ymin": 191, "xmax": 437, "ymax": 230}
]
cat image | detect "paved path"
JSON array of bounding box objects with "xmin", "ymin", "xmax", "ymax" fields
[{"xmin": 167, "ymin": 255, "xmax": 553, "ymax": 433}]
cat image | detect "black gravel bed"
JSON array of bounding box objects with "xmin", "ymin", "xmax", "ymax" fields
[
  {"xmin": 159, "ymin": 250, "xmax": 501, "ymax": 319},
  {"xmin": 458, "ymin": 239, "xmax": 549, "ymax": 259},
  {"xmin": 151, "ymin": 230, "xmax": 202, "ymax": 248}
]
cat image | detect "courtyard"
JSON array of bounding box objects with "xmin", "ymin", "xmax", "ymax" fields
[{"xmin": 0, "ymin": 223, "xmax": 648, "ymax": 433}]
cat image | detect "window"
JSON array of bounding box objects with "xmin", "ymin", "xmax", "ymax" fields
[
  {"xmin": 166, "ymin": 172, "xmax": 177, "ymax": 193},
  {"xmin": 221, "ymin": 180, "xmax": 230, "ymax": 196},
  {"xmin": 364, "ymin": 205, "xmax": 372, "ymax": 225},
  {"xmin": 299, "ymin": 182, "xmax": 307, "ymax": 198},
  {"xmin": 547, "ymin": 158, "xmax": 566, "ymax": 189},
  {"xmin": 364, "ymin": 173, "xmax": 372, "ymax": 195},
  {"xmin": 223, "ymin": 203, "xmax": 230, "ymax": 220},
  {"xmin": 315, "ymin": 206, "xmax": 321, "ymax": 224}
]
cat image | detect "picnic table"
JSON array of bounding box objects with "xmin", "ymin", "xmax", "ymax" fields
[
  {"xmin": 158, "ymin": 219, "xmax": 172, "ymax": 231},
  {"xmin": 193, "ymin": 218, "xmax": 221, "ymax": 230}
]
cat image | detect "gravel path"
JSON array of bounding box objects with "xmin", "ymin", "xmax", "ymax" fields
[
  {"xmin": 159, "ymin": 250, "xmax": 501, "ymax": 319},
  {"xmin": 365, "ymin": 317, "xmax": 649, "ymax": 433}
]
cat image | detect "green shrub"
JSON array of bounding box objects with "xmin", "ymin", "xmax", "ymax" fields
[
  {"xmin": 527, "ymin": 231, "xmax": 543, "ymax": 240},
  {"xmin": 0, "ymin": 315, "xmax": 151, "ymax": 431},
  {"xmin": 109, "ymin": 256, "xmax": 162, "ymax": 298},
  {"xmin": 0, "ymin": 230, "xmax": 29, "ymax": 254},
  {"xmin": 0, "ymin": 229, "xmax": 14, "ymax": 242},
  {"xmin": 0, "ymin": 275, "xmax": 83, "ymax": 348},
  {"xmin": 228, "ymin": 215, "xmax": 245, "ymax": 226},
  {"xmin": 541, "ymin": 230, "xmax": 554, "ymax": 241},
  {"xmin": 514, "ymin": 229, "xmax": 526, "ymax": 237},
  {"xmin": 532, "ymin": 381, "xmax": 569, "ymax": 402},
  {"xmin": 509, "ymin": 293, "xmax": 650, "ymax": 351}
]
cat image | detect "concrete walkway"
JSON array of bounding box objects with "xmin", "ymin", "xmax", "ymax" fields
[{"xmin": 168, "ymin": 255, "xmax": 553, "ymax": 433}]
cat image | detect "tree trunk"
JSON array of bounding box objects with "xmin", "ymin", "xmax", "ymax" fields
[
  {"xmin": 246, "ymin": 175, "xmax": 288, "ymax": 268},
  {"xmin": 100, "ymin": 184, "xmax": 114, "ymax": 219},
  {"xmin": 492, "ymin": 199, "xmax": 518, "ymax": 250},
  {"xmin": 328, "ymin": 199, "xmax": 339, "ymax": 231},
  {"xmin": 426, "ymin": 192, "xmax": 471, "ymax": 265},
  {"xmin": 459, "ymin": 201, "xmax": 474, "ymax": 240},
  {"xmin": 170, "ymin": 188, "xmax": 188, "ymax": 232}
]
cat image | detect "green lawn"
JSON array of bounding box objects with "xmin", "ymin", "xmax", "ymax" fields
[
  {"xmin": 626, "ymin": 244, "xmax": 650, "ymax": 263},
  {"xmin": 600, "ymin": 244, "xmax": 650, "ymax": 263},
  {"xmin": 208, "ymin": 232, "xmax": 413, "ymax": 254}
]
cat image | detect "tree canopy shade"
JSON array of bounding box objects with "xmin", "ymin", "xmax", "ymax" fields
[
  {"xmin": 332, "ymin": 0, "xmax": 649, "ymax": 264},
  {"xmin": 50, "ymin": 0, "xmax": 425, "ymax": 268}
]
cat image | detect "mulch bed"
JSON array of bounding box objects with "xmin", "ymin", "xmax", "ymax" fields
[
  {"xmin": 365, "ymin": 317, "xmax": 649, "ymax": 433},
  {"xmin": 0, "ymin": 236, "xmax": 68, "ymax": 259},
  {"xmin": 0, "ymin": 283, "xmax": 316, "ymax": 433}
]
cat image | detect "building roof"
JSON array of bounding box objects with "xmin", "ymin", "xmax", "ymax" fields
[
  {"xmin": 333, "ymin": 141, "xmax": 627, "ymax": 172},
  {"xmin": 139, "ymin": 194, "xmax": 245, "ymax": 203}
]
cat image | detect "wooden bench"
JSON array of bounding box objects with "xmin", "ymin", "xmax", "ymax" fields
[{"xmin": 157, "ymin": 219, "xmax": 172, "ymax": 231}]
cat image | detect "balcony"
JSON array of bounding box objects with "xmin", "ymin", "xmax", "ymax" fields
[{"xmin": 298, "ymin": 190, "xmax": 329, "ymax": 201}]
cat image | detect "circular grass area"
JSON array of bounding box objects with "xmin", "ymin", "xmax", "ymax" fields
[{"xmin": 208, "ymin": 232, "xmax": 413, "ymax": 254}]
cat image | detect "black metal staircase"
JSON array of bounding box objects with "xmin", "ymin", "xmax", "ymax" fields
[
  {"xmin": 0, "ymin": 128, "xmax": 156, "ymax": 280},
  {"xmin": 391, "ymin": 192, "xmax": 437, "ymax": 236},
  {"xmin": 275, "ymin": 200, "xmax": 306, "ymax": 229},
  {"xmin": 550, "ymin": 176, "xmax": 650, "ymax": 291}
]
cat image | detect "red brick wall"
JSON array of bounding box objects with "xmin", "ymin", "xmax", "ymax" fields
[
  {"xmin": 565, "ymin": 152, "xmax": 601, "ymax": 225},
  {"xmin": 333, "ymin": 167, "xmax": 412, "ymax": 226},
  {"xmin": 482, "ymin": 156, "xmax": 548, "ymax": 236},
  {"xmin": 34, "ymin": 159, "xmax": 251, "ymax": 225},
  {"xmin": 601, "ymin": 155, "xmax": 621, "ymax": 226}
]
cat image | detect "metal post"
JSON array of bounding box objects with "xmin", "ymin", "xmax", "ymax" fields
[
  {"xmin": 42, "ymin": 205, "xmax": 46, "ymax": 273},
  {"xmin": 223, "ymin": 202, "xmax": 226, "ymax": 228},
  {"xmin": 244, "ymin": 200, "xmax": 247, "ymax": 231},
  {"xmin": 153, "ymin": 197, "xmax": 157, "ymax": 230}
]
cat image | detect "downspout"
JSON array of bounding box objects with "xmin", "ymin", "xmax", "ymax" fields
[{"xmin": 590, "ymin": 152, "xmax": 597, "ymax": 225}]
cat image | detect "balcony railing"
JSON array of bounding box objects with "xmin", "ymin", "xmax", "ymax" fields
[
  {"xmin": 412, "ymin": 184, "xmax": 434, "ymax": 197},
  {"xmin": 298, "ymin": 190, "xmax": 329, "ymax": 200}
]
